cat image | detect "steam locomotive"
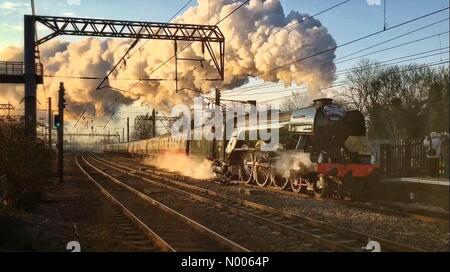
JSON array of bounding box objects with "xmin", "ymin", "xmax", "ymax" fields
[{"xmin": 104, "ymin": 98, "xmax": 379, "ymax": 199}]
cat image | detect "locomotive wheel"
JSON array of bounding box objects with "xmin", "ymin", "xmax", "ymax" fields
[
  {"xmin": 291, "ymin": 178, "xmax": 304, "ymax": 193},
  {"xmin": 254, "ymin": 165, "xmax": 271, "ymax": 187},
  {"xmin": 272, "ymin": 174, "xmax": 290, "ymax": 190},
  {"xmin": 238, "ymin": 153, "xmax": 254, "ymax": 184},
  {"xmin": 313, "ymin": 175, "xmax": 329, "ymax": 198},
  {"xmin": 254, "ymin": 152, "xmax": 271, "ymax": 187}
]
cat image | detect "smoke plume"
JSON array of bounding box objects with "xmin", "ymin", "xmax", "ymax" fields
[
  {"xmin": 274, "ymin": 151, "xmax": 315, "ymax": 176},
  {"xmin": 0, "ymin": 0, "xmax": 336, "ymax": 123},
  {"xmin": 141, "ymin": 154, "xmax": 215, "ymax": 180}
]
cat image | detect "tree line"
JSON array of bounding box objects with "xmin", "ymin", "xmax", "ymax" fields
[
  {"xmin": 282, "ymin": 59, "xmax": 449, "ymax": 141},
  {"xmin": 338, "ymin": 60, "xmax": 448, "ymax": 140}
]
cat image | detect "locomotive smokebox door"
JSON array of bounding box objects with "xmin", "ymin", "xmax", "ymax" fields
[{"xmin": 344, "ymin": 110, "xmax": 366, "ymax": 137}]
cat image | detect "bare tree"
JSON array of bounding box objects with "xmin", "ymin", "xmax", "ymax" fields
[
  {"xmin": 336, "ymin": 59, "xmax": 382, "ymax": 114},
  {"xmin": 338, "ymin": 59, "xmax": 447, "ymax": 140},
  {"xmin": 280, "ymin": 91, "xmax": 309, "ymax": 111}
]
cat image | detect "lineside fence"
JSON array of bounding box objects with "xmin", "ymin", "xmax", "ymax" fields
[{"xmin": 379, "ymin": 139, "xmax": 449, "ymax": 178}]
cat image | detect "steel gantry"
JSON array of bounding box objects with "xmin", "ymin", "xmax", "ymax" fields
[
  {"xmin": 23, "ymin": 15, "xmax": 225, "ymax": 139},
  {"xmin": 34, "ymin": 16, "xmax": 225, "ymax": 44},
  {"xmin": 134, "ymin": 109, "xmax": 181, "ymax": 139},
  {"xmin": 0, "ymin": 102, "xmax": 15, "ymax": 119}
]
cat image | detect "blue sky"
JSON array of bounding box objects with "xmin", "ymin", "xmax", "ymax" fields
[{"xmin": 1, "ymin": 0, "xmax": 449, "ymax": 104}]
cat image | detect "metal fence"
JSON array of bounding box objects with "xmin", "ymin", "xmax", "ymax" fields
[{"xmin": 379, "ymin": 139, "xmax": 448, "ymax": 178}]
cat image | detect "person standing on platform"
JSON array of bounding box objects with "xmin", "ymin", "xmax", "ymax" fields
[
  {"xmin": 440, "ymin": 132, "xmax": 449, "ymax": 177},
  {"xmin": 423, "ymin": 132, "xmax": 442, "ymax": 177}
]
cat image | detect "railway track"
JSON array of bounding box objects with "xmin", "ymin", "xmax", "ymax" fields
[
  {"xmin": 108, "ymin": 154, "xmax": 449, "ymax": 227},
  {"xmin": 89, "ymin": 152, "xmax": 423, "ymax": 252},
  {"xmin": 243, "ymin": 181, "xmax": 450, "ymax": 226},
  {"xmin": 76, "ymin": 153, "xmax": 249, "ymax": 252},
  {"xmin": 93, "ymin": 201, "xmax": 158, "ymax": 251}
]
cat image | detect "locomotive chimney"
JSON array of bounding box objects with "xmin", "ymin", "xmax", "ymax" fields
[{"xmin": 313, "ymin": 98, "xmax": 333, "ymax": 107}]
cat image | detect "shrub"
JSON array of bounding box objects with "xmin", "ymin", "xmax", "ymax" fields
[{"xmin": 0, "ymin": 120, "xmax": 53, "ymax": 206}]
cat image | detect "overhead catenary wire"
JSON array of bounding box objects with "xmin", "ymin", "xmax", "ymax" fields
[
  {"xmin": 58, "ymin": 0, "xmax": 356, "ymax": 124},
  {"xmin": 148, "ymin": 0, "xmax": 360, "ymax": 112},
  {"xmin": 121, "ymin": 0, "xmax": 251, "ymax": 96},
  {"xmin": 45, "ymin": 28, "xmax": 449, "ymax": 92},
  {"xmin": 227, "ymin": 53, "xmax": 450, "ymax": 97},
  {"xmin": 196, "ymin": 8, "xmax": 450, "ymax": 105},
  {"xmin": 94, "ymin": 0, "xmax": 195, "ymax": 91},
  {"xmin": 163, "ymin": 58, "xmax": 449, "ymax": 112},
  {"xmin": 335, "ymin": 17, "xmax": 449, "ymax": 62},
  {"xmin": 257, "ymin": 60, "xmax": 450, "ymax": 105},
  {"xmin": 224, "ymin": 45, "xmax": 450, "ymax": 97},
  {"xmin": 98, "ymin": 0, "xmax": 252, "ymax": 119},
  {"xmin": 223, "ymin": 46, "xmax": 450, "ymax": 96},
  {"xmin": 164, "ymin": 54, "xmax": 450, "ymax": 112},
  {"xmin": 97, "ymin": 57, "xmax": 450, "ymax": 131},
  {"xmin": 333, "ymin": 30, "xmax": 449, "ymax": 66},
  {"xmin": 132, "ymin": 0, "xmax": 351, "ymax": 94},
  {"xmin": 220, "ymin": 16, "xmax": 450, "ymax": 96},
  {"xmin": 222, "ymin": 44, "xmax": 450, "ymax": 97},
  {"xmin": 201, "ymin": 7, "xmax": 450, "ymax": 101},
  {"xmin": 91, "ymin": 0, "xmax": 195, "ymax": 127},
  {"xmin": 73, "ymin": 110, "xmax": 86, "ymax": 129},
  {"xmin": 334, "ymin": 48, "xmax": 449, "ymax": 75},
  {"xmin": 235, "ymin": 0, "xmax": 352, "ymax": 50},
  {"xmin": 58, "ymin": 3, "xmax": 448, "ymax": 133}
]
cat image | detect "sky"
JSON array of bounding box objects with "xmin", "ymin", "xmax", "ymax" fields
[
  {"xmin": 0, "ymin": 0, "xmax": 449, "ymax": 133},
  {"xmin": 1, "ymin": 0, "xmax": 448, "ymax": 59}
]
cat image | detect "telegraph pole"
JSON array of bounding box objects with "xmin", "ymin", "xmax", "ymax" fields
[
  {"xmin": 151, "ymin": 109, "xmax": 157, "ymax": 138},
  {"xmin": 215, "ymin": 88, "xmax": 221, "ymax": 109},
  {"xmin": 126, "ymin": 117, "xmax": 130, "ymax": 142},
  {"xmin": 56, "ymin": 83, "xmax": 65, "ymax": 182},
  {"xmin": 24, "ymin": 15, "xmax": 37, "ymax": 139},
  {"xmin": 211, "ymin": 88, "xmax": 221, "ymax": 159},
  {"xmin": 122, "ymin": 128, "xmax": 125, "ymax": 143},
  {"xmin": 48, "ymin": 97, "xmax": 52, "ymax": 148}
]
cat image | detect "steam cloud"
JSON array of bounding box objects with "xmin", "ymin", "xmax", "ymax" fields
[
  {"xmin": 274, "ymin": 151, "xmax": 315, "ymax": 176},
  {"xmin": 0, "ymin": 0, "xmax": 337, "ymax": 123},
  {"xmin": 141, "ymin": 154, "xmax": 215, "ymax": 180}
]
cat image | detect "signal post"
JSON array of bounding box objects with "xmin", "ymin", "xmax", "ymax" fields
[{"xmin": 55, "ymin": 83, "xmax": 65, "ymax": 182}]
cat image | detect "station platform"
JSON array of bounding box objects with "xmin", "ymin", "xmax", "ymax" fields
[
  {"xmin": 379, "ymin": 177, "xmax": 449, "ymax": 187},
  {"xmin": 366, "ymin": 176, "xmax": 449, "ymax": 209}
]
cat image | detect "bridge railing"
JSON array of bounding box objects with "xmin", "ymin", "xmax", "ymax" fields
[
  {"xmin": 0, "ymin": 61, "xmax": 43, "ymax": 77},
  {"xmin": 0, "ymin": 61, "xmax": 24, "ymax": 75}
]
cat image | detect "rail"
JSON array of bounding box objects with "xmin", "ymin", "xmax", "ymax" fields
[
  {"xmin": 77, "ymin": 153, "xmax": 249, "ymax": 252},
  {"xmin": 90, "ymin": 152, "xmax": 423, "ymax": 252}
]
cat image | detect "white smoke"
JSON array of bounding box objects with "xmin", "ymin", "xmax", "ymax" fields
[
  {"xmin": 274, "ymin": 151, "xmax": 315, "ymax": 176},
  {"xmin": 0, "ymin": 0, "xmax": 336, "ymax": 123},
  {"xmin": 141, "ymin": 153, "xmax": 215, "ymax": 180}
]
